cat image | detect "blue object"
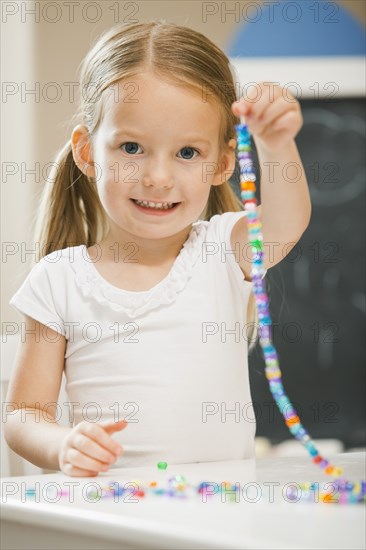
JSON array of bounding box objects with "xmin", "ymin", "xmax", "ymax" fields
[{"xmin": 226, "ymin": 0, "xmax": 365, "ymax": 57}]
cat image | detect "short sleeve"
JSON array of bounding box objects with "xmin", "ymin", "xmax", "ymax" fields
[
  {"xmin": 9, "ymin": 259, "xmax": 66, "ymax": 337},
  {"xmin": 209, "ymin": 211, "xmax": 267, "ymax": 284}
]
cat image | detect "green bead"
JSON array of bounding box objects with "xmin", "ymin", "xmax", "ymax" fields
[
  {"xmin": 157, "ymin": 461, "xmax": 168, "ymax": 470},
  {"xmin": 251, "ymin": 239, "xmax": 263, "ymax": 250}
]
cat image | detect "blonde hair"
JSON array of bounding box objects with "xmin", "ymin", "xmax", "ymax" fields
[{"xmin": 31, "ymin": 20, "xmax": 260, "ymax": 352}]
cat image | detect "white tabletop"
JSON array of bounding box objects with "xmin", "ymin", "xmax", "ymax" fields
[{"xmin": 1, "ymin": 452, "xmax": 365, "ymax": 550}]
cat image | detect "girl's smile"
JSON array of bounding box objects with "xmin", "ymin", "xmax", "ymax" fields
[{"xmin": 129, "ymin": 198, "xmax": 182, "ymax": 216}]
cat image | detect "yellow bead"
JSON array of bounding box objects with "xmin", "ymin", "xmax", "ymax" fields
[{"xmin": 266, "ymin": 370, "xmax": 282, "ymax": 379}]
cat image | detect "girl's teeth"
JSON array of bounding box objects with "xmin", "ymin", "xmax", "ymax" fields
[{"xmin": 134, "ymin": 200, "xmax": 175, "ymax": 210}]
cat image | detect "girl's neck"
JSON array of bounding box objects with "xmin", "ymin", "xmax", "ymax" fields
[{"xmin": 95, "ymin": 224, "xmax": 193, "ymax": 267}]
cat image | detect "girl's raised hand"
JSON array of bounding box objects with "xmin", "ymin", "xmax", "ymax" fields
[
  {"xmin": 58, "ymin": 419, "xmax": 127, "ymax": 477},
  {"xmin": 231, "ymin": 82, "xmax": 303, "ymax": 154}
]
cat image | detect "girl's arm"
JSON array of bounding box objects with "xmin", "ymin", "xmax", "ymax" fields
[
  {"xmin": 3, "ymin": 315, "xmax": 71, "ymax": 471},
  {"xmin": 257, "ymin": 140, "xmax": 312, "ymax": 243},
  {"xmin": 4, "ymin": 315, "xmax": 127, "ymax": 476},
  {"xmin": 231, "ymin": 83, "xmax": 312, "ymax": 276}
]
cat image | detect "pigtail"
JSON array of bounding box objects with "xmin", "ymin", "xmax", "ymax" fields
[
  {"xmin": 202, "ymin": 181, "xmax": 243, "ymax": 220},
  {"xmin": 31, "ymin": 140, "xmax": 108, "ymax": 265}
]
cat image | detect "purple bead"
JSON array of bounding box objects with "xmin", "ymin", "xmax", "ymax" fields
[
  {"xmin": 260, "ymin": 326, "xmax": 270, "ymax": 337},
  {"xmin": 285, "ymin": 408, "xmax": 297, "ymax": 419}
]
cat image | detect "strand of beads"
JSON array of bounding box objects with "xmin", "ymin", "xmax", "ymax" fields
[
  {"xmin": 234, "ymin": 116, "xmax": 365, "ymax": 505},
  {"xmin": 24, "ymin": 477, "xmax": 365, "ymax": 504}
]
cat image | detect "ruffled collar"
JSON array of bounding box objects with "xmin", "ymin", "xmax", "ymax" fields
[{"xmin": 70, "ymin": 221, "xmax": 207, "ymax": 318}]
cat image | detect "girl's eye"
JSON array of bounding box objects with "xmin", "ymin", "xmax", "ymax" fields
[
  {"xmin": 120, "ymin": 143, "xmax": 199, "ymax": 159},
  {"xmin": 120, "ymin": 142, "xmax": 142, "ymax": 154},
  {"xmin": 178, "ymin": 147, "xmax": 199, "ymax": 160}
]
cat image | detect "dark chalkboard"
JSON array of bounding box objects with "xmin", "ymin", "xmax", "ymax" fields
[{"xmin": 229, "ymin": 98, "xmax": 366, "ymax": 449}]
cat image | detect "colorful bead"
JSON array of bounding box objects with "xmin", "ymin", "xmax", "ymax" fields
[
  {"xmin": 285, "ymin": 415, "xmax": 300, "ymax": 427},
  {"xmin": 241, "ymin": 181, "xmax": 256, "ymax": 191},
  {"xmin": 157, "ymin": 461, "xmax": 168, "ymax": 470}
]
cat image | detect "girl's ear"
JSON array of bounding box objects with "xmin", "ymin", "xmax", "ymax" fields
[
  {"xmin": 211, "ymin": 138, "xmax": 237, "ymax": 187},
  {"xmin": 71, "ymin": 125, "xmax": 96, "ymax": 178}
]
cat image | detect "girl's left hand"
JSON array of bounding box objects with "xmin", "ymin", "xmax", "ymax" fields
[{"xmin": 231, "ymin": 82, "xmax": 303, "ymax": 154}]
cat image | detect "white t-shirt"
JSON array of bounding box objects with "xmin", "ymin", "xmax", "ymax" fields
[{"xmin": 9, "ymin": 211, "xmax": 266, "ymax": 468}]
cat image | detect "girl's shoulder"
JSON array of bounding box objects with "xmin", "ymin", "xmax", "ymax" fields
[
  {"xmin": 20, "ymin": 244, "xmax": 86, "ymax": 289},
  {"xmin": 202, "ymin": 210, "xmax": 248, "ymax": 244},
  {"xmin": 39, "ymin": 244, "xmax": 86, "ymax": 266},
  {"xmin": 8, "ymin": 245, "xmax": 85, "ymax": 335}
]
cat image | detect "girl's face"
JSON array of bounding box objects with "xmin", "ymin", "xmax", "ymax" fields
[{"xmin": 72, "ymin": 72, "xmax": 235, "ymax": 242}]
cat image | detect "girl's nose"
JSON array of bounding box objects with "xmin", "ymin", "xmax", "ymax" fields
[{"xmin": 142, "ymin": 158, "xmax": 174, "ymax": 190}]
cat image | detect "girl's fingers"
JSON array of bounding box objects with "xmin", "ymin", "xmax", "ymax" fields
[
  {"xmin": 101, "ymin": 419, "xmax": 128, "ymax": 435},
  {"xmin": 59, "ymin": 420, "xmax": 128, "ymax": 477},
  {"xmin": 232, "ymin": 89, "xmax": 278, "ymax": 119},
  {"xmin": 232, "ymin": 83, "xmax": 290, "ymax": 121},
  {"xmin": 249, "ymin": 98, "xmax": 295, "ymax": 136},
  {"xmin": 256, "ymin": 97, "xmax": 295, "ymax": 129},
  {"xmin": 78, "ymin": 420, "xmax": 126, "ymax": 456},
  {"xmin": 72, "ymin": 433, "xmax": 121, "ymax": 465},
  {"xmin": 271, "ymin": 109, "xmax": 302, "ymax": 133},
  {"xmin": 66, "ymin": 447, "xmax": 113, "ymax": 473},
  {"xmin": 232, "ymin": 98, "xmax": 249, "ymax": 117}
]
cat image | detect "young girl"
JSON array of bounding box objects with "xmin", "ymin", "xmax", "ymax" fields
[{"xmin": 5, "ymin": 21, "xmax": 311, "ymax": 477}]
